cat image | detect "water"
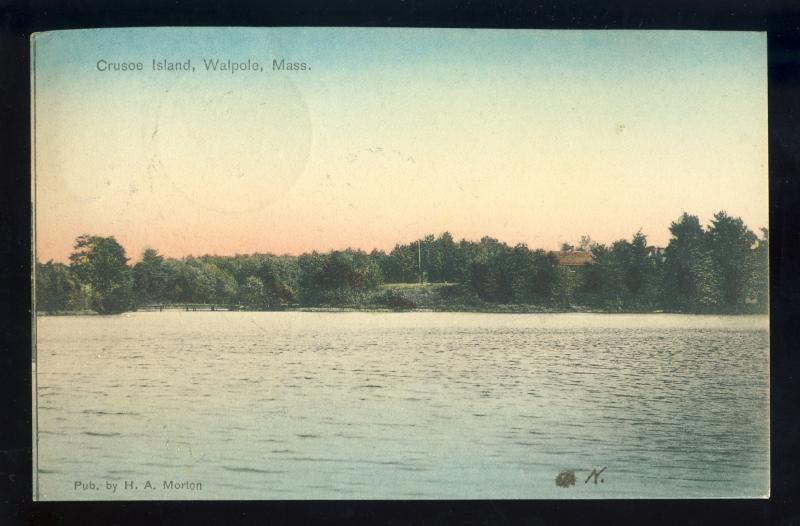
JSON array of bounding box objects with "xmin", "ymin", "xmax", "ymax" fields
[{"xmin": 34, "ymin": 312, "xmax": 769, "ymax": 500}]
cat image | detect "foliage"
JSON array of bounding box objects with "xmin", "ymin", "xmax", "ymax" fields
[
  {"xmin": 68, "ymin": 235, "xmax": 133, "ymax": 314},
  {"xmin": 659, "ymin": 212, "xmax": 765, "ymax": 313},
  {"xmin": 132, "ymin": 248, "xmax": 167, "ymax": 304},
  {"xmin": 382, "ymin": 289, "xmax": 417, "ymax": 310},
  {"xmin": 706, "ymin": 211, "xmax": 758, "ymax": 312},
  {"xmin": 38, "ymin": 213, "xmax": 769, "ymax": 315},
  {"xmin": 298, "ymin": 249, "xmax": 382, "ymax": 305},
  {"xmin": 35, "ymin": 261, "xmax": 89, "ymax": 313},
  {"xmin": 469, "ymin": 243, "xmax": 559, "ymax": 304},
  {"xmin": 750, "ymin": 228, "xmax": 769, "ymax": 310}
]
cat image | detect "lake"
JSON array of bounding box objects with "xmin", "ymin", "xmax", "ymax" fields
[{"xmin": 33, "ymin": 312, "xmax": 769, "ymax": 499}]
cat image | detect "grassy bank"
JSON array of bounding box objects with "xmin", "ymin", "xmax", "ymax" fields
[
  {"xmin": 37, "ymin": 283, "xmax": 587, "ymax": 315},
  {"xmin": 37, "ymin": 283, "xmax": 765, "ymax": 315},
  {"xmin": 294, "ymin": 283, "xmax": 592, "ymax": 314}
]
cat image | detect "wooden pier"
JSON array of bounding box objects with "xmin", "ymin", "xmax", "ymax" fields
[{"xmin": 135, "ymin": 303, "xmax": 241, "ymax": 312}]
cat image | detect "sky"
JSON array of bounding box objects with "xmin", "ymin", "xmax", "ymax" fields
[{"xmin": 33, "ymin": 28, "xmax": 768, "ymax": 262}]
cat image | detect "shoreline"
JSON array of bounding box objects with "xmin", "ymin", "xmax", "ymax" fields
[{"xmin": 35, "ymin": 306, "xmax": 767, "ymax": 316}]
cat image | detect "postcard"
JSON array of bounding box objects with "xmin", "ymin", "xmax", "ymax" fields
[{"xmin": 32, "ymin": 27, "xmax": 769, "ymax": 500}]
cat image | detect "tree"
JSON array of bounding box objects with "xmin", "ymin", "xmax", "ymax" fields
[
  {"xmin": 68, "ymin": 235, "xmax": 133, "ymax": 314},
  {"xmin": 163, "ymin": 258, "xmax": 217, "ymax": 304},
  {"xmin": 662, "ymin": 213, "xmax": 718, "ymax": 312},
  {"xmin": 296, "ymin": 249, "xmax": 381, "ymax": 305},
  {"xmin": 383, "ymin": 244, "xmax": 417, "ymax": 283},
  {"xmin": 35, "ymin": 261, "xmax": 88, "ymax": 313},
  {"xmin": 132, "ymin": 248, "xmax": 167, "ymax": 303},
  {"xmin": 706, "ymin": 211, "xmax": 758, "ymax": 312},
  {"xmin": 378, "ymin": 232, "xmax": 464, "ymax": 284},
  {"xmin": 505, "ymin": 245, "xmax": 558, "ymax": 303},
  {"xmin": 322, "ymin": 250, "xmax": 382, "ymax": 289},
  {"xmin": 577, "ymin": 231, "xmax": 660, "ymax": 311},
  {"xmin": 203, "ymin": 261, "xmax": 238, "ymax": 305},
  {"xmin": 418, "ymin": 234, "xmax": 435, "ymax": 283},
  {"xmin": 297, "ymin": 252, "xmax": 326, "ymax": 304},
  {"xmin": 750, "ymin": 228, "xmax": 769, "ymax": 311},
  {"xmin": 469, "ymin": 260, "xmax": 509, "ymax": 302},
  {"xmin": 240, "ymin": 275, "xmax": 266, "ymax": 308},
  {"xmin": 468, "ymin": 242, "xmax": 558, "ymax": 304},
  {"xmin": 579, "ymin": 243, "xmax": 624, "ymax": 310},
  {"xmin": 369, "ymin": 249, "xmax": 392, "ymax": 282},
  {"xmin": 556, "ymin": 265, "xmax": 578, "ymax": 308},
  {"xmin": 434, "ymin": 232, "xmax": 460, "ymax": 282},
  {"xmin": 254, "ymin": 255, "xmax": 298, "ymax": 307},
  {"xmin": 579, "ymin": 245, "xmax": 608, "ymax": 295},
  {"xmin": 49, "ymin": 213, "xmax": 767, "ymax": 314}
]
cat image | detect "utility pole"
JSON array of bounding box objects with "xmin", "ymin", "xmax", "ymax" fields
[{"xmin": 418, "ymin": 238, "xmax": 422, "ymax": 284}]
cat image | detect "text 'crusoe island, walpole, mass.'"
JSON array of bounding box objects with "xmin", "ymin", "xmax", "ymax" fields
[{"xmin": 95, "ymin": 57, "xmax": 309, "ymax": 73}]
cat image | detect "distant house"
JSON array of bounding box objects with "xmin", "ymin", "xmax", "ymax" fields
[
  {"xmin": 548, "ymin": 251, "xmax": 594, "ymax": 267},
  {"xmin": 548, "ymin": 251, "xmax": 593, "ymax": 306},
  {"xmin": 549, "ymin": 248, "xmax": 665, "ymax": 266}
]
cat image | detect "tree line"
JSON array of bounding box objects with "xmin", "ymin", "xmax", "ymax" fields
[{"xmin": 35, "ymin": 211, "xmax": 768, "ymax": 315}]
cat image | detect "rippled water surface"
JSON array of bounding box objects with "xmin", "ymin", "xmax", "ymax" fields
[{"xmin": 34, "ymin": 312, "xmax": 769, "ymax": 499}]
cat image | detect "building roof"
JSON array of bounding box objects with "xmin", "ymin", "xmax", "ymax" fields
[{"xmin": 549, "ymin": 251, "xmax": 594, "ymax": 266}]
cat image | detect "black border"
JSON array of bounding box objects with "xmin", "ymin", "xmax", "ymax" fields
[{"xmin": 2, "ymin": 1, "xmax": 799, "ymax": 524}]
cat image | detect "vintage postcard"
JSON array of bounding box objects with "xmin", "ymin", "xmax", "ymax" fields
[{"xmin": 31, "ymin": 27, "xmax": 769, "ymax": 500}]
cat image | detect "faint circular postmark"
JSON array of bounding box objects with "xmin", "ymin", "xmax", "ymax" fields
[{"xmin": 149, "ymin": 70, "xmax": 312, "ymax": 214}]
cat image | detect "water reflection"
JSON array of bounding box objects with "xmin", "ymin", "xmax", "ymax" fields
[{"xmin": 35, "ymin": 312, "xmax": 768, "ymax": 499}]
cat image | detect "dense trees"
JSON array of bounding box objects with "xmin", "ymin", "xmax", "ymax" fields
[
  {"xmin": 35, "ymin": 212, "xmax": 769, "ymax": 315},
  {"xmin": 578, "ymin": 231, "xmax": 663, "ymax": 311},
  {"xmin": 751, "ymin": 228, "xmax": 769, "ymax": 308},
  {"xmin": 377, "ymin": 232, "xmax": 465, "ymax": 283},
  {"xmin": 661, "ymin": 213, "xmax": 710, "ymax": 311},
  {"xmin": 67, "ymin": 235, "xmax": 133, "ymax": 314},
  {"xmin": 707, "ymin": 212, "xmax": 759, "ymax": 312},
  {"xmin": 660, "ymin": 212, "xmax": 768, "ymax": 313},
  {"xmin": 468, "ymin": 243, "xmax": 558, "ymax": 303},
  {"xmin": 299, "ymin": 250, "xmax": 382, "ymax": 305},
  {"xmin": 35, "ymin": 260, "xmax": 88, "ymax": 313},
  {"xmin": 132, "ymin": 248, "xmax": 167, "ymax": 304}
]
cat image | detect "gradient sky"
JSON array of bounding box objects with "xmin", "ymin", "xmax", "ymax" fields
[{"xmin": 33, "ymin": 28, "xmax": 768, "ymax": 262}]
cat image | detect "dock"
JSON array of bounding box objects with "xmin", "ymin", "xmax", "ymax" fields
[{"xmin": 135, "ymin": 303, "xmax": 241, "ymax": 312}]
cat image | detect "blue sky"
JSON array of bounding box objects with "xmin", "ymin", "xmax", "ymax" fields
[{"xmin": 33, "ymin": 28, "xmax": 768, "ymax": 261}]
